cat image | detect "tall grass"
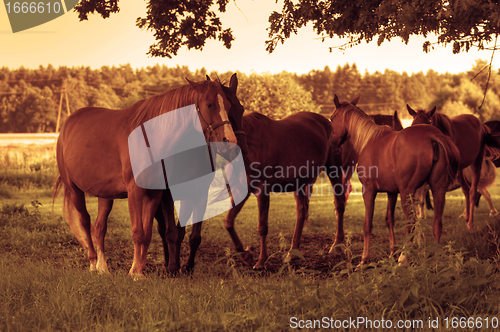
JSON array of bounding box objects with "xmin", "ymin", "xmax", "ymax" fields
[
  {"xmin": 2, "ymin": 144, "xmax": 500, "ymax": 331},
  {"xmin": 0, "ymin": 144, "xmax": 57, "ymax": 197}
]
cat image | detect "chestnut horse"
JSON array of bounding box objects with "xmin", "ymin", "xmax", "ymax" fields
[
  {"xmin": 329, "ymin": 111, "xmax": 404, "ymax": 252},
  {"xmin": 53, "ymin": 78, "xmax": 238, "ymax": 279},
  {"xmin": 223, "ymin": 111, "xmax": 338, "ymax": 269},
  {"xmin": 408, "ymin": 106, "xmax": 500, "ymax": 230},
  {"xmin": 330, "ymin": 95, "xmax": 460, "ymax": 264},
  {"xmin": 155, "ymin": 75, "xmax": 248, "ymax": 273}
]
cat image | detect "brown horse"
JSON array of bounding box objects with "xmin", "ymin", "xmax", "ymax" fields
[
  {"xmin": 329, "ymin": 111, "xmax": 404, "ymax": 252},
  {"xmin": 155, "ymin": 75, "xmax": 248, "ymax": 273},
  {"xmin": 222, "ymin": 111, "xmax": 338, "ymax": 269},
  {"xmin": 408, "ymin": 106, "xmax": 500, "ymax": 230},
  {"xmin": 53, "ymin": 77, "xmax": 238, "ymax": 279},
  {"xmin": 330, "ymin": 95, "xmax": 460, "ymax": 264}
]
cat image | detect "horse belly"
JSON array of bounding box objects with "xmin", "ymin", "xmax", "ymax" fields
[
  {"xmin": 65, "ymin": 155, "xmax": 127, "ymax": 198},
  {"xmin": 357, "ymin": 139, "xmax": 399, "ymax": 193}
]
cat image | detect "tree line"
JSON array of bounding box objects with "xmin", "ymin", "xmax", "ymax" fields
[{"xmin": 0, "ymin": 61, "xmax": 498, "ymax": 133}]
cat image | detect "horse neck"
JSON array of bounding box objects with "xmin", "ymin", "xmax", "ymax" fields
[
  {"xmin": 241, "ymin": 113, "xmax": 270, "ymax": 144},
  {"xmin": 433, "ymin": 113, "xmax": 454, "ymax": 137},
  {"xmin": 344, "ymin": 110, "xmax": 387, "ymax": 154},
  {"xmin": 127, "ymin": 85, "xmax": 197, "ymax": 131}
]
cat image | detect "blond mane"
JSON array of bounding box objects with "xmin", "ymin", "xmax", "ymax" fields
[{"xmin": 337, "ymin": 103, "xmax": 386, "ymax": 153}]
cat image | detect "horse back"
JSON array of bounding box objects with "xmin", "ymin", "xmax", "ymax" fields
[{"xmin": 242, "ymin": 112, "xmax": 331, "ymax": 188}]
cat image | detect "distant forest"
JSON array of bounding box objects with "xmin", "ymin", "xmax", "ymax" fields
[{"xmin": 1, "ymin": 60, "xmax": 499, "ymax": 133}]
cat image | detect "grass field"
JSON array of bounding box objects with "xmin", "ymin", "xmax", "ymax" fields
[{"xmin": 2, "ymin": 144, "xmax": 500, "ymax": 331}]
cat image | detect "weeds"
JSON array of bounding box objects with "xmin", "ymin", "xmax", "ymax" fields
[{"xmin": 2, "ymin": 145, "xmax": 500, "ymax": 331}]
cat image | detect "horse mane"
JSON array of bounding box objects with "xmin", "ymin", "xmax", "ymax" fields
[
  {"xmin": 431, "ymin": 112, "xmax": 453, "ymax": 137},
  {"xmin": 336, "ymin": 102, "xmax": 386, "ymax": 153},
  {"xmin": 128, "ymin": 81, "xmax": 222, "ymax": 130},
  {"xmin": 242, "ymin": 112, "xmax": 270, "ymax": 133}
]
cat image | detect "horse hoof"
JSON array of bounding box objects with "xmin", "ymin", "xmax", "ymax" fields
[
  {"xmin": 235, "ymin": 246, "xmax": 254, "ymax": 266},
  {"xmin": 253, "ymin": 262, "xmax": 266, "ymax": 270},
  {"xmin": 354, "ymin": 263, "xmax": 365, "ymax": 272},
  {"xmin": 181, "ymin": 265, "xmax": 194, "ymax": 275},
  {"xmin": 164, "ymin": 265, "xmax": 180, "ymax": 277},
  {"xmin": 398, "ymin": 254, "xmax": 408, "ymax": 265},
  {"xmin": 328, "ymin": 244, "xmax": 341, "ymax": 254},
  {"xmin": 128, "ymin": 272, "xmax": 147, "ymax": 281}
]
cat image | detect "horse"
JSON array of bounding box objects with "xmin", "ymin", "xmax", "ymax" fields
[
  {"xmin": 329, "ymin": 110, "xmax": 404, "ymax": 252},
  {"xmin": 416, "ymin": 158, "xmax": 498, "ymax": 219},
  {"xmin": 52, "ymin": 77, "xmax": 239, "ymax": 279},
  {"xmin": 330, "ymin": 95, "xmax": 460, "ymax": 265},
  {"xmin": 154, "ymin": 74, "xmax": 249, "ymax": 274},
  {"xmin": 407, "ymin": 106, "xmax": 500, "ymax": 230},
  {"xmin": 222, "ymin": 111, "xmax": 338, "ymax": 269}
]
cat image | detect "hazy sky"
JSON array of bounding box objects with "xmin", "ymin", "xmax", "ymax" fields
[{"xmin": 1, "ymin": 1, "xmax": 498, "ymax": 75}]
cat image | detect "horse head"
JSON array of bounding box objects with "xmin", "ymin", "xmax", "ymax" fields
[
  {"xmin": 329, "ymin": 94, "xmax": 360, "ymax": 149},
  {"xmin": 219, "ymin": 74, "xmax": 249, "ymax": 163},
  {"xmin": 407, "ymin": 104, "xmax": 436, "ymax": 126},
  {"xmin": 186, "ymin": 78, "xmax": 237, "ymax": 147}
]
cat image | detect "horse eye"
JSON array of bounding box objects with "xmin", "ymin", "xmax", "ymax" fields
[{"xmin": 207, "ymin": 103, "xmax": 213, "ymax": 109}]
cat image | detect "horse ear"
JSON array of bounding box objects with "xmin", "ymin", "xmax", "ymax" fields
[
  {"xmin": 428, "ymin": 106, "xmax": 437, "ymax": 117},
  {"xmin": 334, "ymin": 95, "xmax": 341, "ymax": 109},
  {"xmin": 350, "ymin": 95, "xmax": 360, "ymax": 106},
  {"xmin": 229, "ymin": 73, "xmax": 238, "ymax": 94},
  {"xmin": 185, "ymin": 78, "xmax": 197, "ymax": 89},
  {"xmin": 206, "ymin": 75, "xmax": 211, "ymax": 81},
  {"xmin": 407, "ymin": 104, "xmax": 417, "ymax": 117}
]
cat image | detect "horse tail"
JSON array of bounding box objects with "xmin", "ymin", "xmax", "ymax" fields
[
  {"xmin": 425, "ymin": 190, "xmax": 433, "ymax": 210},
  {"xmin": 51, "ymin": 174, "xmax": 89, "ymax": 250},
  {"xmin": 431, "ymin": 135, "xmax": 460, "ymax": 184}
]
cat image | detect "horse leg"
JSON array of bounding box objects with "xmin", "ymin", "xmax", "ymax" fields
[
  {"xmin": 467, "ymin": 153, "xmax": 484, "ymax": 230},
  {"xmin": 224, "ymin": 193, "xmax": 253, "ymax": 265},
  {"xmin": 459, "ymin": 171, "xmax": 471, "ymax": 221},
  {"xmin": 287, "ymin": 184, "xmax": 311, "ymax": 260},
  {"xmin": 67, "ymin": 187, "xmax": 98, "ymax": 271},
  {"xmin": 481, "ymin": 188, "xmax": 499, "ymax": 217},
  {"xmin": 254, "ymin": 191, "xmax": 270, "ymax": 269},
  {"xmin": 430, "ymin": 186, "xmax": 447, "ymax": 243},
  {"xmin": 360, "ymin": 188, "xmax": 377, "ymax": 265},
  {"xmin": 154, "ymin": 198, "xmax": 185, "ymax": 273},
  {"xmin": 127, "ymin": 188, "xmax": 161, "ymax": 279},
  {"xmin": 415, "ymin": 187, "xmax": 427, "ymax": 220},
  {"xmin": 182, "ymin": 196, "xmax": 208, "ymax": 274},
  {"xmin": 154, "ymin": 204, "xmax": 169, "ymax": 269},
  {"xmin": 93, "ymin": 198, "xmax": 113, "ymax": 273},
  {"xmin": 176, "ymin": 200, "xmax": 192, "ymax": 267},
  {"xmin": 397, "ymin": 190, "xmax": 420, "ymax": 264},
  {"xmin": 327, "ymin": 160, "xmax": 347, "ymax": 253},
  {"xmin": 182, "ymin": 222, "xmax": 202, "ymax": 274},
  {"xmin": 385, "ymin": 192, "xmax": 398, "ymax": 257},
  {"xmin": 160, "ymin": 189, "xmax": 180, "ymax": 274}
]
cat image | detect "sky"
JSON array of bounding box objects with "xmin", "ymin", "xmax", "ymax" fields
[{"xmin": 0, "ymin": 0, "xmax": 498, "ymax": 75}]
